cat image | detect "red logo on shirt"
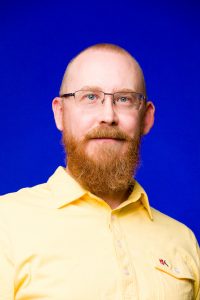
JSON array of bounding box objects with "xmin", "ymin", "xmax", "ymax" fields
[{"xmin": 159, "ymin": 259, "xmax": 169, "ymax": 267}]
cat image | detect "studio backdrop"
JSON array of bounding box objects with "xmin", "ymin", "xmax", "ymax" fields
[{"xmin": 0, "ymin": 0, "xmax": 199, "ymax": 241}]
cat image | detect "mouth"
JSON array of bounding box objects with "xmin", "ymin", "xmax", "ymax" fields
[{"xmin": 90, "ymin": 137, "xmax": 125, "ymax": 142}]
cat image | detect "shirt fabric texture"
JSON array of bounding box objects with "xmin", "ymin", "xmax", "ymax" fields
[{"xmin": 0, "ymin": 166, "xmax": 199, "ymax": 300}]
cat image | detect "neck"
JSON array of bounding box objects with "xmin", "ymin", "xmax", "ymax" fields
[{"xmin": 95, "ymin": 189, "xmax": 132, "ymax": 209}]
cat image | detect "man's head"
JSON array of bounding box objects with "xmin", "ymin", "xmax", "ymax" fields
[{"xmin": 52, "ymin": 43, "xmax": 155, "ymax": 195}]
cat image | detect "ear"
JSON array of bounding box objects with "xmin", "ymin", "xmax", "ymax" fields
[
  {"xmin": 142, "ymin": 101, "xmax": 155, "ymax": 135},
  {"xmin": 52, "ymin": 97, "xmax": 64, "ymax": 131}
]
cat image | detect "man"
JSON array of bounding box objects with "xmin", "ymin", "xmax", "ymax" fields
[{"xmin": 0, "ymin": 43, "xmax": 199, "ymax": 299}]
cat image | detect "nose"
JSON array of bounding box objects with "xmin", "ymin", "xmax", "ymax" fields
[{"xmin": 98, "ymin": 94, "xmax": 119, "ymax": 125}]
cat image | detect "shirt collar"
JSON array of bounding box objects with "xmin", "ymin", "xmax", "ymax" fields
[
  {"xmin": 47, "ymin": 166, "xmax": 153, "ymax": 220},
  {"xmin": 127, "ymin": 181, "xmax": 153, "ymax": 220},
  {"xmin": 47, "ymin": 166, "xmax": 87, "ymax": 208}
]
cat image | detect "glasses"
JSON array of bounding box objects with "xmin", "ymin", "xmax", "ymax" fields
[{"xmin": 60, "ymin": 90, "xmax": 146, "ymax": 111}]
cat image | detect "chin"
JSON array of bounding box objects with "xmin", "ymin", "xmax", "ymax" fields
[{"xmin": 86, "ymin": 143, "xmax": 125, "ymax": 161}]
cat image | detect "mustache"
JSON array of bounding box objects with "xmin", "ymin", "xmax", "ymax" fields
[{"xmin": 84, "ymin": 126, "xmax": 131, "ymax": 141}]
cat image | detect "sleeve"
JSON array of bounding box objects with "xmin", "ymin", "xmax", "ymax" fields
[
  {"xmin": 0, "ymin": 210, "xmax": 15, "ymax": 300},
  {"xmin": 190, "ymin": 232, "xmax": 200, "ymax": 300},
  {"xmin": 196, "ymin": 289, "xmax": 200, "ymax": 300},
  {"xmin": 195, "ymin": 246, "xmax": 200, "ymax": 300}
]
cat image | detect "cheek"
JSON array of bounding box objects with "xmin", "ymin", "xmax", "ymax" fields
[
  {"xmin": 63, "ymin": 109, "xmax": 95, "ymax": 140},
  {"xmin": 119, "ymin": 114, "xmax": 141, "ymax": 138}
]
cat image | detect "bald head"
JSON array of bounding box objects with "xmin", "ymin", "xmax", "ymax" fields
[{"xmin": 59, "ymin": 43, "xmax": 146, "ymax": 97}]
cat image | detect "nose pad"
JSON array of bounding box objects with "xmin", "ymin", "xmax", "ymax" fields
[
  {"xmin": 101, "ymin": 93, "xmax": 115, "ymax": 106},
  {"xmin": 99, "ymin": 95, "xmax": 118, "ymax": 125},
  {"xmin": 101, "ymin": 98, "xmax": 115, "ymax": 105}
]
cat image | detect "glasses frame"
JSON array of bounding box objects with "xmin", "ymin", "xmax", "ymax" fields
[{"xmin": 60, "ymin": 90, "xmax": 147, "ymax": 108}]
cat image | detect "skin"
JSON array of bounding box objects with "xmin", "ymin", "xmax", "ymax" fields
[{"xmin": 52, "ymin": 48, "xmax": 155, "ymax": 208}]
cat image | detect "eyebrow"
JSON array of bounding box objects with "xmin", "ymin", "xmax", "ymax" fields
[{"xmin": 79, "ymin": 86, "xmax": 137, "ymax": 93}]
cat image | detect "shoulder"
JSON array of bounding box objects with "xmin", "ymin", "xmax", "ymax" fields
[
  {"xmin": 151, "ymin": 206, "xmax": 197, "ymax": 243},
  {"xmin": 0, "ymin": 181, "xmax": 52, "ymax": 215}
]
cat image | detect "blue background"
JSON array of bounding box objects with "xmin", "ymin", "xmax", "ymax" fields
[{"xmin": 0, "ymin": 0, "xmax": 199, "ymax": 242}]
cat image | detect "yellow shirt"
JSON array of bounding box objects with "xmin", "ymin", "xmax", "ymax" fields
[{"xmin": 0, "ymin": 166, "xmax": 199, "ymax": 300}]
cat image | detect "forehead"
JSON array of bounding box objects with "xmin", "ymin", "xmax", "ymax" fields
[{"xmin": 63, "ymin": 50, "xmax": 144, "ymax": 93}]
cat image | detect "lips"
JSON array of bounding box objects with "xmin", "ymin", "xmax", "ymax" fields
[
  {"xmin": 91, "ymin": 137, "xmax": 124, "ymax": 139},
  {"xmin": 90, "ymin": 137, "xmax": 125, "ymax": 142}
]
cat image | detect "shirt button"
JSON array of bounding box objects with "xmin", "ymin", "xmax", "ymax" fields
[
  {"xmin": 111, "ymin": 215, "xmax": 116, "ymax": 221},
  {"xmin": 123, "ymin": 267, "xmax": 130, "ymax": 276},
  {"xmin": 116, "ymin": 240, "xmax": 122, "ymax": 248},
  {"xmin": 174, "ymin": 267, "xmax": 180, "ymax": 274}
]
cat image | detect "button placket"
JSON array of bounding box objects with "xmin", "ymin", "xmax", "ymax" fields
[{"xmin": 110, "ymin": 212, "xmax": 138, "ymax": 300}]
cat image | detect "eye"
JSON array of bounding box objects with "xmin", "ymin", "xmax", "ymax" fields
[
  {"xmin": 78, "ymin": 90, "xmax": 101, "ymax": 105},
  {"xmin": 116, "ymin": 95, "xmax": 132, "ymax": 104},
  {"xmin": 86, "ymin": 93, "xmax": 96, "ymax": 101},
  {"xmin": 118, "ymin": 96, "xmax": 129, "ymax": 103}
]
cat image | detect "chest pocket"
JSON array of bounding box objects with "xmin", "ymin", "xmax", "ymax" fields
[{"xmin": 154, "ymin": 255, "xmax": 195, "ymax": 300}]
